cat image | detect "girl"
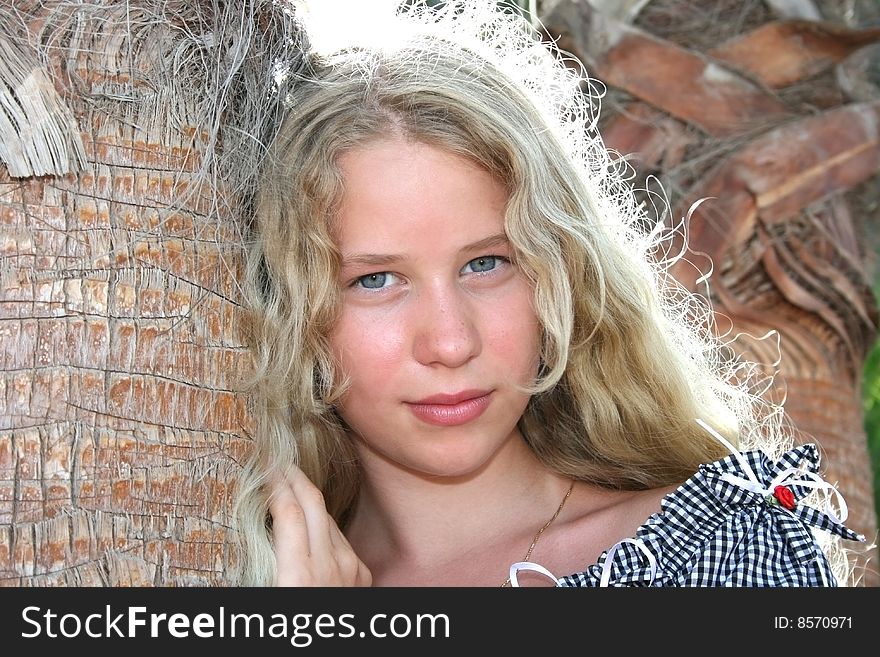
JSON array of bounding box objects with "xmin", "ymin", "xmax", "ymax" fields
[{"xmin": 233, "ymin": 0, "xmax": 863, "ymax": 587}]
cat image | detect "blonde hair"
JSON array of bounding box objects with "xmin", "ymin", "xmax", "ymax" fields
[{"xmin": 233, "ymin": 0, "xmax": 823, "ymax": 585}]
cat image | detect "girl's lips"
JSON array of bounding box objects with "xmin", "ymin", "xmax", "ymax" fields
[{"xmin": 406, "ymin": 392, "xmax": 492, "ymax": 426}]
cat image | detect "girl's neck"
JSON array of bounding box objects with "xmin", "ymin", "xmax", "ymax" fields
[{"xmin": 343, "ymin": 432, "xmax": 573, "ymax": 585}]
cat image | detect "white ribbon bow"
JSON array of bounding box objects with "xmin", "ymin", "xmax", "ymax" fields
[
  {"xmin": 695, "ymin": 419, "xmax": 850, "ymax": 524},
  {"xmin": 507, "ymin": 537, "xmax": 658, "ymax": 587},
  {"xmin": 598, "ymin": 538, "xmax": 658, "ymax": 587}
]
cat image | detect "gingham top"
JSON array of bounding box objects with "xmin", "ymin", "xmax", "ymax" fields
[{"xmin": 512, "ymin": 443, "xmax": 865, "ymax": 587}]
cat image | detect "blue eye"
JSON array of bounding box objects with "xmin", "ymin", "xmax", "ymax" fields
[
  {"xmin": 356, "ymin": 272, "xmax": 389, "ymax": 289},
  {"xmin": 463, "ymin": 256, "xmax": 498, "ymax": 273}
]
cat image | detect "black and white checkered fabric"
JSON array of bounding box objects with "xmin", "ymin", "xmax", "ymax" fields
[{"xmin": 556, "ymin": 444, "xmax": 864, "ymax": 587}]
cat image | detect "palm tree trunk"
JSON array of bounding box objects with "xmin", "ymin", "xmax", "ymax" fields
[
  {"xmin": 541, "ymin": 0, "xmax": 880, "ymax": 585},
  {"xmin": 0, "ymin": 0, "xmax": 303, "ymax": 585}
]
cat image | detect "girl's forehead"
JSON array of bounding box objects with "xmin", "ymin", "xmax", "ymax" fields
[{"xmin": 333, "ymin": 139, "xmax": 508, "ymax": 255}]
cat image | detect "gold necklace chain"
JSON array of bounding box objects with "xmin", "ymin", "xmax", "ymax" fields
[{"xmin": 501, "ymin": 480, "xmax": 575, "ymax": 587}]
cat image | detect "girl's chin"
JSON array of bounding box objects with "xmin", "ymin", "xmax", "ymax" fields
[
  {"xmin": 395, "ymin": 444, "xmax": 510, "ymax": 481},
  {"xmin": 351, "ymin": 419, "xmax": 524, "ymax": 479}
]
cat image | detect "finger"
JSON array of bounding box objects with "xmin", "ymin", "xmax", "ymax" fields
[
  {"xmin": 287, "ymin": 464, "xmax": 333, "ymax": 558},
  {"xmin": 329, "ymin": 523, "xmax": 363, "ymax": 563},
  {"xmin": 328, "ymin": 522, "xmax": 372, "ymax": 586},
  {"xmin": 268, "ymin": 473, "xmax": 310, "ymax": 583},
  {"xmin": 328, "ymin": 517, "xmax": 350, "ymax": 549},
  {"xmin": 356, "ymin": 561, "xmax": 373, "ymax": 587}
]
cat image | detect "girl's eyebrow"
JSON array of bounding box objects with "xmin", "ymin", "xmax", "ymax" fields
[
  {"xmin": 341, "ymin": 253, "xmax": 403, "ymax": 267},
  {"xmin": 463, "ymin": 233, "xmax": 509, "ymax": 253},
  {"xmin": 341, "ymin": 233, "xmax": 509, "ymax": 268}
]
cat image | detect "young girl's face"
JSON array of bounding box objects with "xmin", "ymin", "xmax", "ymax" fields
[{"xmin": 329, "ymin": 137, "xmax": 542, "ymax": 479}]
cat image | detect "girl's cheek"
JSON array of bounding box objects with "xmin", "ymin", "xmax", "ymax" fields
[{"xmin": 333, "ymin": 307, "xmax": 408, "ymax": 369}]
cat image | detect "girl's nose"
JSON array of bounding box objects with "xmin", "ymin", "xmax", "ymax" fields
[{"xmin": 412, "ymin": 286, "xmax": 482, "ymax": 368}]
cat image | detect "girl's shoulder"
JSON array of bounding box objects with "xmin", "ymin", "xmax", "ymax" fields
[{"xmin": 511, "ymin": 444, "xmax": 865, "ymax": 587}]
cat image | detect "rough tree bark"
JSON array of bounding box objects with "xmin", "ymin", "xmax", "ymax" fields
[
  {"xmin": 0, "ymin": 0, "xmax": 303, "ymax": 586},
  {"xmin": 542, "ymin": 0, "xmax": 880, "ymax": 585}
]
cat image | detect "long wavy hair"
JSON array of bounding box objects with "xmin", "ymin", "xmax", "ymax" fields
[{"xmin": 232, "ymin": 0, "xmax": 812, "ymax": 585}]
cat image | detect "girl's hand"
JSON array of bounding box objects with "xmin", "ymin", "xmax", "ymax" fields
[{"xmin": 269, "ymin": 465, "xmax": 372, "ymax": 587}]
